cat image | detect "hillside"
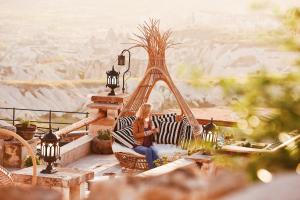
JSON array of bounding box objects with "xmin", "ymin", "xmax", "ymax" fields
[{"xmin": 0, "ymin": 0, "xmax": 298, "ymax": 119}]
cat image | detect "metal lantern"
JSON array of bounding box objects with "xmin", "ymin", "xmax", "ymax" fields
[
  {"xmin": 40, "ymin": 129, "xmax": 60, "ymax": 174},
  {"xmin": 118, "ymin": 49, "xmax": 131, "ymax": 93},
  {"xmin": 118, "ymin": 54, "xmax": 125, "ymax": 66},
  {"xmin": 106, "ymin": 65, "xmax": 120, "ymax": 96},
  {"xmin": 202, "ymin": 118, "xmax": 218, "ymax": 143}
]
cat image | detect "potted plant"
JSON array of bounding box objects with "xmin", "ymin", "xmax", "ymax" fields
[
  {"xmin": 15, "ymin": 119, "xmax": 37, "ymax": 140},
  {"xmin": 24, "ymin": 155, "xmax": 41, "ymax": 167},
  {"xmin": 91, "ymin": 129, "xmax": 113, "ymax": 154}
]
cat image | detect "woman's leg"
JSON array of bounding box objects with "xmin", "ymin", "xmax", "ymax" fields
[
  {"xmin": 150, "ymin": 146, "xmax": 159, "ymax": 162},
  {"xmin": 134, "ymin": 146, "xmax": 156, "ymax": 169}
]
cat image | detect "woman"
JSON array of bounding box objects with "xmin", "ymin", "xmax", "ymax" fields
[{"xmin": 132, "ymin": 103, "xmax": 159, "ymax": 169}]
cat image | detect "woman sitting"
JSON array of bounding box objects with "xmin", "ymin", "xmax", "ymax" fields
[{"xmin": 132, "ymin": 103, "xmax": 159, "ymax": 169}]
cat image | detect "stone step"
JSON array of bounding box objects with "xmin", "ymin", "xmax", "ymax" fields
[
  {"xmin": 59, "ymin": 135, "xmax": 93, "ymax": 166},
  {"xmin": 65, "ymin": 153, "xmax": 124, "ymax": 193}
]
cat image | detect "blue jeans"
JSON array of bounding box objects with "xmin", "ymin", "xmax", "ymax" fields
[{"xmin": 133, "ymin": 146, "xmax": 159, "ymax": 169}]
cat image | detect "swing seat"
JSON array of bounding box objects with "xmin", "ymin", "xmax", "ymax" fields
[
  {"xmin": 112, "ymin": 142, "xmax": 188, "ymax": 170},
  {"xmin": 111, "ymin": 20, "xmax": 204, "ymax": 171}
]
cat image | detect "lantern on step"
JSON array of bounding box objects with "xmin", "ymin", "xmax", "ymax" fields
[
  {"xmin": 40, "ymin": 128, "xmax": 60, "ymax": 174},
  {"xmin": 202, "ymin": 118, "xmax": 218, "ymax": 144},
  {"xmin": 106, "ymin": 65, "xmax": 120, "ymax": 96}
]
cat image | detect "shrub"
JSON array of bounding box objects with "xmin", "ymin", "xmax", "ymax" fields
[{"xmin": 96, "ymin": 129, "xmax": 112, "ymax": 140}]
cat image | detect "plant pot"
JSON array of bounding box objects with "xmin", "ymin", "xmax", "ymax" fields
[
  {"xmin": 15, "ymin": 124, "xmax": 37, "ymax": 140},
  {"xmin": 91, "ymin": 137, "xmax": 113, "ymax": 154}
]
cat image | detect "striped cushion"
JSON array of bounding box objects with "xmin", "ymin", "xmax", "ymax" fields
[
  {"xmin": 155, "ymin": 121, "xmax": 183, "ymax": 145},
  {"xmin": 112, "ymin": 126, "xmax": 136, "ymax": 148},
  {"xmin": 116, "ymin": 116, "xmax": 136, "ymax": 130},
  {"xmin": 179, "ymin": 117, "xmax": 193, "ymax": 149},
  {"xmin": 152, "ymin": 113, "xmax": 176, "ymax": 128}
]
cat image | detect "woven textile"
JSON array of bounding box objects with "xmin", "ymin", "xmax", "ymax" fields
[
  {"xmin": 112, "ymin": 126, "xmax": 136, "ymax": 148},
  {"xmin": 179, "ymin": 117, "xmax": 193, "ymax": 149},
  {"xmin": 116, "ymin": 116, "xmax": 136, "ymax": 131},
  {"xmin": 155, "ymin": 121, "xmax": 183, "ymax": 145}
]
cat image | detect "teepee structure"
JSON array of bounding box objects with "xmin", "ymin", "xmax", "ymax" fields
[{"xmin": 118, "ymin": 19, "xmax": 202, "ymax": 137}]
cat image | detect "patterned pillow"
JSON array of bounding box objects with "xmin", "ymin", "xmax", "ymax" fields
[
  {"xmin": 116, "ymin": 116, "xmax": 136, "ymax": 131},
  {"xmin": 152, "ymin": 113, "xmax": 176, "ymax": 128},
  {"xmin": 155, "ymin": 121, "xmax": 183, "ymax": 145},
  {"xmin": 179, "ymin": 117, "xmax": 193, "ymax": 149},
  {"xmin": 112, "ymin": 126, "xmax": 136, "ymax": 148}
]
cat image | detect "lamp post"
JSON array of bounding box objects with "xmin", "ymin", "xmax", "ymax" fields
[
  {"xmin": 106, "ymin": 65, "xmax": 120, "ymax": 96},
  {"xmin": 40, "ymin": 112, "xmax": 60, "ymax": 174},
  {"xmin": 118, "ymin": 49, "xmax": 131, "ymax": 93}
]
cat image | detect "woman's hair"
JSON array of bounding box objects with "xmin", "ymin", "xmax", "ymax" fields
[{"xmin": 136, "ymin": 103, "xmax": 152, "ymax": 119}]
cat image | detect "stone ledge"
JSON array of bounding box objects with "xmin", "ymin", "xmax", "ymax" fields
[
  {"xmin": 87, "ymin": 103, "xmax": 123, "ymax": 110},
  {"xmin": 12, "ymin": 166, "xmax": 94, "ymax": 188},
  {"xmin": 59, "ymin": 135, "xmax": 94, "ymax": 167}
]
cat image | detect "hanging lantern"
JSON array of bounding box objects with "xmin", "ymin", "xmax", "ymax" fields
[
  {"xmin": 117, "ymin": 49, "xmax": 131, "ymax": 93},
  {"xmin": 40, "ymin": 129, "xmax": 60, "ymax": 174},
  {"xmin": 106, "ymin": 65, "xmax": 120, "ymax": 96},
  {"xmin": 118, "ymin": 54, "xmax": 125, "ymax": 66}
]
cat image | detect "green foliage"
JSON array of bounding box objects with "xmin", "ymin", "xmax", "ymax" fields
[
  {"xmin": 249, "ymin": 0, "xmax": 270, "ymax": 11},
  {"xmin": 154, "ymin": 156, "xmax": 168, "ymax": 167},
  {"xmin": 175, "ymin": 64, "xmax": 203, "ymax": 88},
  {"xmin": 189, "ymin": 66, "xmax": 203, "ymax": 88},
  {"xmin": 176, "ymin": 64, "xmax": 187, "ymax": 79},
  {"xmin": 181, "ymin": 139, "xmax": 217, "ymax": 156},
  {"xmin": 220, "ymin": 8, "xmax": 300, "ymax": 181},
  {"xmin": 283, "ymin": 8, "xmax": 300, "ymax": 36},
  {"xmin": 17, "ymin": 118, "xmax": 35, "ymax": 128},
  {"xmin": 96, "ymin": 129, "xmax": 112, "ymax": 140},
  {"xmin": 24, "ymin": 155, "xmax": 41, "ymax": 167}
]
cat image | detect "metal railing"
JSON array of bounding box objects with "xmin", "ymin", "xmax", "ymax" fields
[{"xmin": 0, "ymin": 107, "xmax": 89, "ymax": 132}]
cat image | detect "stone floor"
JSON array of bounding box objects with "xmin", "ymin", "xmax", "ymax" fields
[
  {"xmin": 66, "ymin": 153, "xmax": 124, "ymax": 198},
  {"xmin": 66, "ymin": 154, "xmax": 122, "ymax": 176}
]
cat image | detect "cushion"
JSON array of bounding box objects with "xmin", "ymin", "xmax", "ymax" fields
[
  {"xmin": 179, "ymin": 117, "xmax": 193, "ymax": 149},
  {"xmin": 155, "ymin": 121, "xmax": 183, "ymax": 145},
  {"xmin": 112, "ymin": 142, "xmax": 144, "ymax": 156},
  {"xmin": 152, "ymin": 113, "xmax": 176, "ymax": 128},
  {"xmin": 151, "ymin": 143, "xmax": 188, "ymax": 161},
  {"xmin": 112, "ymin": 126, "xmax": 136, "ymax": 148},
  {"xmin": 116, "ymin": 116, "xmax": 136, "ymax": 130},
  {"xmin": 112, "ymin": 142, "xmax": 188, "ymax": 161}
]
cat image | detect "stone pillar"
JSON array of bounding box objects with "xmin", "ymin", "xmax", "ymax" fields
[
  {"xmin": 1, "ymin": 137, "xmax": 39, "ymax": 168},
  {"xmin": 87, "ymin": 93, "xmax": 129, "ymax": 136}
]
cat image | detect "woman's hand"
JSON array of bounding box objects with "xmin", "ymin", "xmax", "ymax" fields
[
  {"xmin": 154, "ymin": 128, "xmax": 159, "ymax": 133},
  {"xmin": 151, "ymin": 128, "xmax": 159, "ymax": 135},
  {"xmin": 144, "ymin": 130, "xmax": 153, "ymax": 136},
  {"xmin": 144, "ymin": 128, "xmax": 159, "ymax": 136}
]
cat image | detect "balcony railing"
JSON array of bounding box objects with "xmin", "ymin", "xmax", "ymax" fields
[{"xmin": 0, "ymin": 107, "xmax": 89, "ymax": 134}]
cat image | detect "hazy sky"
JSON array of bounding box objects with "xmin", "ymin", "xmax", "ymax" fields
[
  {"xmin": 0, "ymin": 0, "xmax": 299, "ymax": 81},
  {"xmin": 0, "ymin": 0, "xmax": 299, "ymax": 31}
]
